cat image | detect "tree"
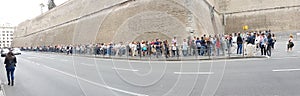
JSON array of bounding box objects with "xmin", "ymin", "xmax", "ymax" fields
[{"xmin": 48, "ymin": 0, "xmax": 56, "ymax": 10}]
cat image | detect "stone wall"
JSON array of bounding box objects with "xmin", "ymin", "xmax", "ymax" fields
[
  {"xmin": 218, "ymin": 0, "xmax": 300, "ymax": 33},
  {"xmin": 12, "ymin": 0, "xmax": 223, "ymax": 47},
  {"xmin": 225, "ymin": 7, "xmax": 300, "ymax": 33}
]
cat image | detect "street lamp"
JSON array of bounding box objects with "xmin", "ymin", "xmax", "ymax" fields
[{"xmin": 40, "ymin": 3, "xmax": 45, "ymax": 14}]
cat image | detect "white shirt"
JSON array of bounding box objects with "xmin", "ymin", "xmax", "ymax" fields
[
  {"xmin": 232, "ymin": 36, "xmax": 237, "ymax": 43},
  {"xmin": 182, "ymin": 41, "xmax": 188, "ymax": 50},
  {"xmin": 172, "ymin": 39, "xmax": 177, "ymax": 44},
  {"xmin": 172, "ymin": 44, "xmax": 177, "ymax": 50}
]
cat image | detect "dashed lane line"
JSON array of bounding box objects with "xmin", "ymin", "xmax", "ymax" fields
[
  {"xmin": 174, "ymin": 72, "xmax": 214, "ymax": 75},
  {"xmin": 112, "ymin": 67, "xmax": 139, "ymax": 72},
  {"xmin": 272, "ymin": 69, "xmax": 300, "ymax": 72}
]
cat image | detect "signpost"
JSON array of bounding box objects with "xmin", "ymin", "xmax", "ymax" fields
[
  {"xmin": 243, "ymin": 25, "xmax": 248, "ymax": 30},
  {"xmin": 242, "ymin": 25, "xmax": 248, "ymax": 57}
]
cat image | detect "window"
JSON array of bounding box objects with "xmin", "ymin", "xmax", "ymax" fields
[
  {"xmin": 7, "ymin": 41, "xmax": 9, "ymax": 43},
  {"xmin": 7, "ymin": 34, "xmax": 9, "ymax": 36},
  {"xmin": 2, "ymin": 34, "xmax": 5, "ymax": 36},
  {"xmin": 6, "ymin": 31, "xmax": 9, "ymax": 33},
  {"xmin": 10, "ymin": 34, "xmax": 13, "ymax": 36}
]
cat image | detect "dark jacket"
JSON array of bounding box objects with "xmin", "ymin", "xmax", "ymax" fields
[
  {"xmin": 4, "ymin": 56, "xmax": 17, "ymax": 69},
  {"xmin": 237, "ymin": 36, "xmax": 243, "ymax": 44}
]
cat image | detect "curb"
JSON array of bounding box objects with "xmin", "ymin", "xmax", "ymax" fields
[
  {"xmin": 0, "ymin": 81, "xmax": 5, "ymax": 96},
  {"xmin": 75, "ymin": 55, "xmax": 267, "ymax": 61},
  {"xmin": 30, "ymin": 52, "xmax": 267, "ymax": 61}
]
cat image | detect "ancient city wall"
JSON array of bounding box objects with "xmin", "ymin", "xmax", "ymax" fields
[
  {"xmin": 13, "ymin": 0, "xmax": 223, "ymax": 47},
  {"xmin": 218, "ymin": 0, "xmax": 300, "ymax": 33}
]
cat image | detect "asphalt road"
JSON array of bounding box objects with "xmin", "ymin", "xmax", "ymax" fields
[{"xmin": 0, "ymin": 41, "xmax": 299, "ymax": 96}]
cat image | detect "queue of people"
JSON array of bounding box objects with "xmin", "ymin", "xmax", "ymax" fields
[{"xmin": 18, "ymin": 30, "xmax": 287, "ymax": 59}]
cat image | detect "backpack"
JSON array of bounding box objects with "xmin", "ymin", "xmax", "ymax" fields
[{"xmin": 5, "ymin": 58, "xmax": 16, "ymax": 69}]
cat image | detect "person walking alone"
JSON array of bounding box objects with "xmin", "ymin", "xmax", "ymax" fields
[
  {"xmin": 4, "ymin": 51, "xmax": 17, "ymax": 86},
  {"xmin": 287, "ymin": 35, "xmax": 294, "ymax": 52}
]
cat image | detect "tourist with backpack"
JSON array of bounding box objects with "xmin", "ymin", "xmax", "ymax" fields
[{"xmin": 4, "ymin": 51, "xmax": 17, "ymax": 86}]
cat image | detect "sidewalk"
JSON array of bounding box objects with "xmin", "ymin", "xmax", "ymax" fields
[
  {"xmin": 35, "ymin": 52, "xmax": 267, "ymax": 61},
  {"xmin": 92, "ymin": 55, "xmax": 266, "ymax": 61}
]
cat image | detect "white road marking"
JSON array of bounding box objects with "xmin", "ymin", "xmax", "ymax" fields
[
  {"xmin": 272, "ymin": 69, "xmax": 300, "ymax": 72},
  {"xmin": 60, "ymin": 60, "xmax": 69, "ymax": 62},
  {"xmin": 174, "ymin": 72, "xmax": 214, "ymax": 75},
  {"xmin": 112, "ymin": 67, "xmax": 139, "ymax": 72},
  {"xmin": 270, "ymin": 56, "xmax": 299, "ymax": 60},
  {"xmin": 80, "ymin": 63, "xmax": 95, "ymax": 66},
  {"xmin": 42, "ymin": 65, "xmax": 147, "ymax": 96}
]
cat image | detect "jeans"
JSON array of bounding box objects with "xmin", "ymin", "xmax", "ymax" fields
[
  {"xmin": 200, "ymin": 46, "xmax": 206, "ymax": 56},
  {"xmin": 182, "ymin": 50, "xmax": 188, "ymax": 56},
  {"xmin": 6, "ymin": 68, "xmax": 15, "ymax": 82},
  {"xmin": 216, "ymin": 48, "xmax": 220, "ymax": 56},
  {"xmin": 197, "ymin": 47, "xmax": 201, "ymax": 55},
  {"xmin": 267, "ymin": 45, "xmax": 271, "ymax": 56},
  {"xmin": 261, "ymin": 45, "xmax": 266, "ymax": 55},
  {"xmin": 237, "ymin": 44, "xmax": 243, "ymax": 54}
]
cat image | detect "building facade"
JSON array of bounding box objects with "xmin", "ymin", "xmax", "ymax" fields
[{"xmin": 0, "ymin": 24, "xmax": 15, "ymax": 48}]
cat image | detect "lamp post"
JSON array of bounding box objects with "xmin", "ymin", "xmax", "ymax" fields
[{"xmin": 40, "ymin": 3, "xmax": 45, "ymax": 14}]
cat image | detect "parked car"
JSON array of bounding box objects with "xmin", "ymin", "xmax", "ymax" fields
[
  {"xmin": 1, "ymin": 48, "xmax": 10, "ymax": 57},
  {"xmin": 12, "ymin": 48, "xmax": 22, "ymax": 55}
]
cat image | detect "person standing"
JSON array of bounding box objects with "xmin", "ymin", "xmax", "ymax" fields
[
  {"xmin": 4, "ymin": 52, "xmax": 17, "ymax": 86},
  {"xmin": 236, "ymin": 33, "xmax": 243, "ymax": 55},
  {"xmin": 216, "ymin": 36, "xmax": 221, "ymax": 56},
  {"xmin": 260, "ymin": 33, "xmax": 267, "ymax": 56},
  {"xmin": 195, "ymin": 37, "xmax": 201, "ymax": 56},
  {"xmin": 154, "ymin": 39, "xmax": 162, "ymax": 58},
  {"xmin": 163, "ymin": 40, "xmax": 170, "ymax": 58},
  {"xmin": 182, "ymin": 39, "xmax": 188, "ymax": 56},
  {"xmin": 287, "ymin": 35, "xmax": 294, "ymax": 52},
  {"xmin": 172, "ymin": 37, "xmax": 177, "ymax": 45},
  {"xmin": 171, "ymin": 42, "xmax": 178, "ymax": 57},
  {"xmin": 271, "ymin": 33, "xmax": 276, "ymax": 49},
  {"xmin": 266, "ymin": 34, "xmax": 273, "ymax": 57}
]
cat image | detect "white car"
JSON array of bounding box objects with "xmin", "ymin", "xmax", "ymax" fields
[
  {"xmin": 12, "ymin": 48, "xmax": 22, "ymax": 55},
  {"xmin": 1, "ymin": 48, "xmax": 10, "ymax": 57}
]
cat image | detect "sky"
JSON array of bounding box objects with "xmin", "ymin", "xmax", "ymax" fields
[{"xmin": 0, "ymin": 0, "xmax": 68, "ymax": 26}]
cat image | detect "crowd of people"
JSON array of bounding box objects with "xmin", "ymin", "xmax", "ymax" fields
[
  {"xmin": 20, "ymin": 30, "xmax": 293, "ymax": 58},
  {"xmin": 5, "ymin": 30, "xmax": 297, "ymax": 87}
]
